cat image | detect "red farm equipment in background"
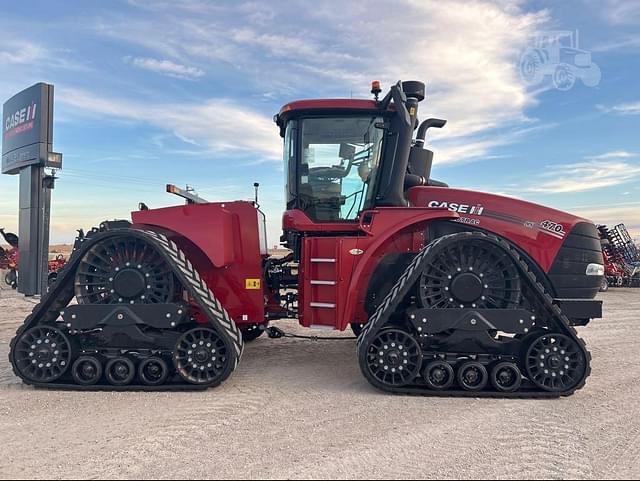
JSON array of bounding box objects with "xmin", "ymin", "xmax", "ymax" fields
[
  {"xmin": 0, "ymin": 228, "xmax": 67, "ymax": 289},
  {"xmin": 8, "ymin": 80, "xmax": 604, "ymax": 397},
  {"xmin": 598, "ymin": 224, "xmax": 640, "ymax": 290}
]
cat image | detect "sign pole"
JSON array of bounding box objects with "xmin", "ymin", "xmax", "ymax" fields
[{"xmin": 2, "ymin": 83, "xmax": 62, "ymax": 296}]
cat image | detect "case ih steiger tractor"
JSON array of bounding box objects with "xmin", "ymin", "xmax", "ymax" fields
[{"xmin": 9, "ymin": 81, "xmax": 604, "ymax": 397}]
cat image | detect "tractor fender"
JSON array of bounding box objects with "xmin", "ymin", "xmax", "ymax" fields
[{"xmin": 342, "ymin": 209, "xmax": 458, "ymax": 326}]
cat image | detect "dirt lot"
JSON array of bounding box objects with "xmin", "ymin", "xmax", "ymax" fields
[{"xmin": 0, "ymin": 285, "xmax": 638, "ymax": 480}]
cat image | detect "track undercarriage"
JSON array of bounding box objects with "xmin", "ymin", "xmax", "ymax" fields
[
  {"xmin": 9, "ymin": 226, "xmax": 590, "ymax": 397},
  {"xmin": 356, "ymin": 232, "xmax": 591, "ymax": 397},
  {"xmin": 9, "ymin": 225, "xmax": 244, "ymax": 390}
]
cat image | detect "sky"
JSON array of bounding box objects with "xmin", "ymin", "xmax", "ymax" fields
[{"xmin": 0, "ymin": 0, "xmax": 639, "ymax": 245}]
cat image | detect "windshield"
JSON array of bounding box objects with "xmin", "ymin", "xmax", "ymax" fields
[{"xmin": 298, "ymin": 116, "xmax": 384, "ymax": 222}]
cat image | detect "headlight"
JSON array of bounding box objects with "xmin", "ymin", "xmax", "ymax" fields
[{"xmin": 586, "ymin": 263, "xmax": 604, "ymax": 276}]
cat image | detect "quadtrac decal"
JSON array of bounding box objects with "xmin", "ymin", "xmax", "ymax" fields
[{"xmin": 539, "ymin": 220, "xmax": 567, "ymax": 239}]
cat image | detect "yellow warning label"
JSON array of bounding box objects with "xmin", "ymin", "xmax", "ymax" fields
[{"xmin": 245, "ymin": 278, "xmax": 261, "ymax": 289}]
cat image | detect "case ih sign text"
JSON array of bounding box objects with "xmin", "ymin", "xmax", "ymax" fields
[
  {"xmin": 1, "ymin": 83, "xmax": 54, "ymax": 175},
  {"xmin": 4, "ymin": 101, "xmax": 38, "ymax": 139}
]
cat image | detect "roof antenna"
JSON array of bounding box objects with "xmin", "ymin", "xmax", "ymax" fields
[{"xmin": 254, "ymin": 182, "xmax": 260, "ymax": 208}]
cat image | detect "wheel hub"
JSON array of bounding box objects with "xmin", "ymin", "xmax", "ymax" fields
[
  {"xmin": 498, "ymin": 369, "xmax": 513, "ymax": 384},
  {"xmin": 450, "ymin": 272, "xmax": 484, "ymax": 303},
  {"xmin": 82, "ymin": 363, "xmax": 96, "ymax": 377},
  {"xmin": 432, "ymin": 367, "xmax": 445, "ymax": 383},
  {"xmin": 464, "ymin": 369, "xmax": 479, "ymax": 384},
  {"xmin": 113, "ymin": 268, "xmax": 146, "ymax": 298},
  {"xmin": 194, "ymin": 347, "xmax": 210, "ymax": 363},
  {"xmin": 113, "ymin": 362, "xmax": 130, "ymax": 379}
]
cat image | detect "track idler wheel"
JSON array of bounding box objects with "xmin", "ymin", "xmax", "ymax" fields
[
  {"xmin": 490, "ymin": 362, "xmax": 522, "ymax": 393},
  {"xmin": 105, "ymin": 357, "xmax": 136, "ymax": 386},
  {"xmin": 72, "ymin": 356, "xmax": 103, "ymax": 385},
  {"xmin": 525, "ymin": 333, "xmax": 587, "ymax": 392},
  {"xmin": 423, "ymin": 360, "xmax": 455, "ymax": 390},
  {"xmin": 174, "ymin": 328, "xmax": 230, "ymax": 386},
  {"xmin": 138, "ymin": 357, "xmax": 169, "ymax": 386},
  {"xmin": 457, "ymin": 361, "xmax": 488, "ymax": 391},
  {"xmin": 361, "ymin": 328, "xmax": 423, "ymax": 388},
  {"xmin": 13, "ymin": 326, "xmax": 72, "ymax": 383}
]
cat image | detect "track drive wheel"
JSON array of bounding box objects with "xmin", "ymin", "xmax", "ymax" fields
[
  {"xmin": 75, "ymin": 235, "xmax": 176, "ymax": 305},
  {"xmin": 525, "ymin": 333, "xmax": 587, "ymax": 392},
  {"xmin": 360, "ymin": 328, "xmax": 422, "ymax": 389},
  {"xmin": 174, "ymin": 328, "xmax": 231, "ymax": 386},
  {"xmin": 417, "ymin": 235, "xmax": 522, "ymax": 309}
]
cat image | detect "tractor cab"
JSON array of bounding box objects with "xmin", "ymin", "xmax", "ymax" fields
[
  {"xmin": 275, "ymin": 81, "xmax": 448, "ymax": 256},
  {"xmin": 275, "ymin": 81, "xmax": 447, "ymax": 226},
  {"xmin": 280, "ymin": 105, "xmax": 387, "ymax": 222}
]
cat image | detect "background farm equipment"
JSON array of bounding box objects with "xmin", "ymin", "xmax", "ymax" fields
[
  {"xmin": 0, "ymin": 228, "xmax": 67, "ymax": 290},
  {"xmin": 598, "ymin": 224, "xmax": 640, "ymax": 290}
]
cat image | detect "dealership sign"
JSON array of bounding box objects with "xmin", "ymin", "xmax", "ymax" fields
[{"xmin": 1, "ymin": 83, "xmax": 58, "ymax": 174}]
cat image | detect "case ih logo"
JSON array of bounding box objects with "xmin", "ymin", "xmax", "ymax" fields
[
  {"xmin": 428, "ymin": 200, "xmax": 485, "ymax": 216},
  {"xmin": 4, "ymin": 102, "xmax": 37, "ymax": 139}
]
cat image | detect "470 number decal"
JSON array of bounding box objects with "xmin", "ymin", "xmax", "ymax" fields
[{"xmin": 540, "ymin": 220, "xmax": 566, "ymax": 239}]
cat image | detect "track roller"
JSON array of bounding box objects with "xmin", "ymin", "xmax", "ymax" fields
[
  {"xmin": 423, "ymin": 360, "xmax": 455, "ymax": 390},
  {"xmin": 72, "ymin": 356, "xmax": 103, "ymax": 385},
  {"xmin": 490, "ymin": 362, "xmax": 522, "ymax": 393},
  {"xmin": 138, "ymin": 357, "xmax": 170, "ymax": 386},
  {"xmin": 457, "ymin": 361, "xmax": 488, "ymax": 391},
  {"xmin": 105, "ymin": 357, "xmax": 136, "ymax": 386}
]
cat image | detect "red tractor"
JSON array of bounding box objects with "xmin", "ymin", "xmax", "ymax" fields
[
  {"xmin": 0, "ymin": 228, "xmax": 67, "ymax": 289},
  {"xmin": 9, "ymin": 81, "xmax": 603, "ymax": 397},
  {"xmin": 0, "ymin": 228, "xmax": 19, "ymax": 288}
]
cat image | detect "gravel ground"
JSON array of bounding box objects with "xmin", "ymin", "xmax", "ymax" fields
[{"xmin": 0, "ymin": 282, "xmax": 638, "ymax": 480}]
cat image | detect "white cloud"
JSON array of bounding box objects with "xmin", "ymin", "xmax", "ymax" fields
[
  {"xmin": 58, "ymin": 87, "xmax": 281, "ymax": 160},
  {"xmin": 601, "ymin": 101, "xmax": 640, "ymax": 115},
  {"xmin": 90, "ymin": 0, "xmax": 549, "ymax": 163},
  {"xmin": 598, "ymin": 0, "xmax": 640, "ymax": 25},
  {"xmin": 524, "ymin": 157, "xmax": 640, "ymax": 194},
  {"xmin": 587, "ymin": 151, "xmax": 636, "ymax": 160},
  {"xmin": 124, "ymin": 56, "xmax": 205, "ymax": 79},
  {"xmin": 0, "ymin": 41, "xmax": 46, "ymax": 64}
]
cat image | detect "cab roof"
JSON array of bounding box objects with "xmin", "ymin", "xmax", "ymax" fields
[{"xmin": 275, "ymin": 99, "xmax": 394, "ymax": 135}]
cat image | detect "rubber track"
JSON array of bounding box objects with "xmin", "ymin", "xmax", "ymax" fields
[
  {"xmin": 357, "ymin": 231, "xmax": 592, "ymax": 398},
  {"xmin": 8, "ymin": 226, "xmax": 244, "ymax": 390}
]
